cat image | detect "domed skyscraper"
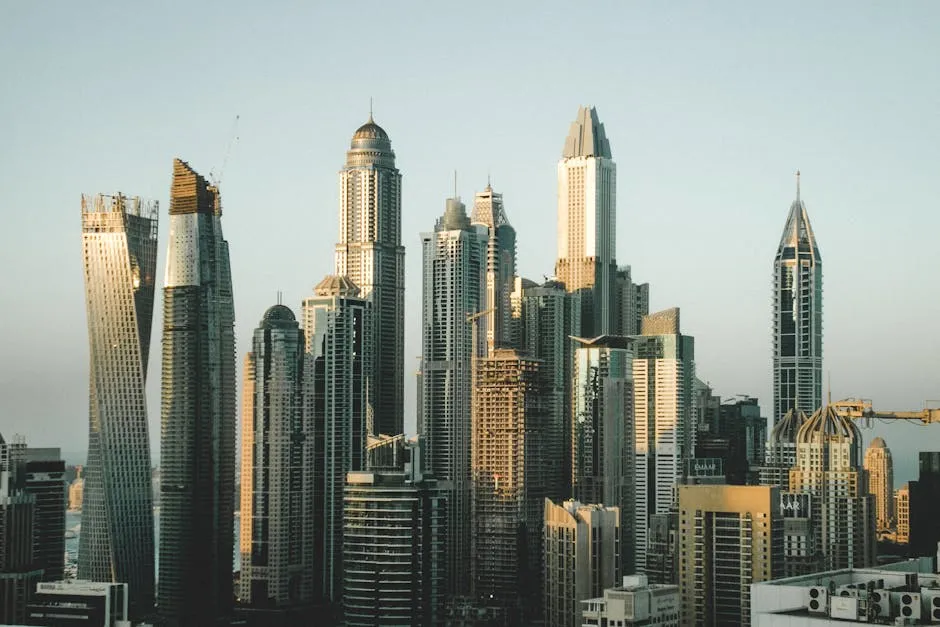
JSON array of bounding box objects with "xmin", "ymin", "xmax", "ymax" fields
[
  {"xmin": 789, "ymin": 404, "xmax": 876, "ymax": 571},
  {"xmin": 335, "ymin": 114, "xmax": 404, "ymax": 439},
  {"xmin": 758, "ymin": 407, "xmax": 810, "ymax": 487}
]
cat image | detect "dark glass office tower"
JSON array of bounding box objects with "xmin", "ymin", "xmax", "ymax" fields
[
  {"xmin": 158, "ymin": 159, "xmax": 236, "ymax": 626},
  {"xmin": 772, "ymin": 172, "xmax": 822, "ymax": 424},
  {"xmin": 79, "ymin": 193, "xmax": 157, "ymax": 615}
]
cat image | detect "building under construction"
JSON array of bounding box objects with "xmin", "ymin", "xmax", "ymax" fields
[{"xmin": 470, "ymin": 349, "xmax": 547, "ymax": 624}]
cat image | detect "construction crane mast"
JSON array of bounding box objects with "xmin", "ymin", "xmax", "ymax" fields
[{"xmin": 830, "ymin": 398, "xmax": 940, "ymax": 427}]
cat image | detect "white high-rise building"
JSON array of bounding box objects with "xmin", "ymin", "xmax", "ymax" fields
[
  {"xmin": 632, "ymin": 308, "xmax": 695, "ymax": 572},
  {"xmin": 863, "ymin": 437, "xmax": 894, "ymax": 531},
  {"xmin": 420, "ymin": 196, "xmax": 487, "ymax": 596},
  {"xmin": 335, "ymin": 115, "xmax": 404, "ymax": 438},
  {"xmin": 471, "ymin": 184, "xmax": 516, "ymax": 353},
  {"xmin": 543, "ymin": 499, "xmax": 620, "ymax": 627},
  {"xmin": 789, "ymin": 404, "xmax": 876, "ymax": 570},
  {"xmin": 555, "ymin": 105, "xmax": 617, "ymax": 337},
  {"xmin": 772, "ymin": 172, "xmax": 822, "ymax": 424},
  {"xmin": 79, "ymin": 193, "xmax": 157, "ymax": 615}
]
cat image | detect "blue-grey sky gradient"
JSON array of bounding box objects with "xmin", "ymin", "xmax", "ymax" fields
[{"xmin": 1, "ymin": 1, "xmax": 938, "ymax": 486}]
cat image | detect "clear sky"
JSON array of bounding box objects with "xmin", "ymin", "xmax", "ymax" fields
[{"xmin": 1, "ymin": 1, "xmax": 938, "ymax": 487}]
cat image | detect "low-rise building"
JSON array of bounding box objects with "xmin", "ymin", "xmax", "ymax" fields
[
  {"xmin": 581, "ymin": 574, "xmax": 679, "ymax": 627},
  {"xmin": 750, "ymin": 558, "xmax": 939, "ymax": 626},
  {"xmin": 24, "ymin": 579, "xmax": 129, "ymax": 626}
]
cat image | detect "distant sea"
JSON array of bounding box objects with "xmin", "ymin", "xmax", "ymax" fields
[{"xmin": 65, "ymin": 510, "xmax": 241, "ymax": 577}]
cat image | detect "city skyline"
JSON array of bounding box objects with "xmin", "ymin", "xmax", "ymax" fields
[{"xmin": 2, "ymin": 2, "xmax": 939, "ymax": 490}]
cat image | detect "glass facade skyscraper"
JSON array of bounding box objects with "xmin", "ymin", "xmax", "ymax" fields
[
  {"xmin": 772, "ymin": 172, "xmax": 822, "ymax": 424},
  {"xmin": 158, "ymin": 159, "xmax": 236, "ymax": 627},
  {"xmin": 79, "ymin": 193, "xmax": 157, "ymax": 616}
]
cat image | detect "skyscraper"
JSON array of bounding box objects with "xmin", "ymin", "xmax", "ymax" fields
[
  {"xmin": 420, "ymin": 196, "xmax": 487, "ymax": 596},
  {"xmin": 343, "ymin": 437, "xmax": 446, "ymax": 626},
  {"xmin": 334, "ymin": 115, "xmax": 404, "ymax": 437},
  {"xmin": 471, "ymin": 183, "xmax": 516, "ymax": 353},
  {"xmin": 556, "ymin": 105, "xmax": 617, "ymax": 337},
  {"xmin": 79, "ymin": 193, "xmax": 157, "ymax": 615},
  {"xmin": 571, "ymin": 336, "xmax": 635, "ymax": 572},
  {"xmin": 543, "ymin": 499, "xmax": 620, "ymax": 627},
  {"xmin": 863, "ymin": 437, "xmax": 894, "ymax": 532},
  {"xmin": 631, "ymin": 308, "xmax": 695, "ymax": 572},
  {"xmin": 519, "ymin": 279, "xmax": 581, "ymax": 501},
  {"xmin": 772, "ymin": 172, "xmax": 822, "ymax": 424},
  {"xmin": 471, "ymin": 349, "xmax": 547, "ymax": 623},
  {"xmin": 896, "ymin": 483, "xmax": 910, "ymax": 544},
  {"xmin": 23, "ymin": 448, "xmax": 65, "ymax": 583},
  {"xmin": 159, "ymin": 159, "xmax": 236, "ymax": 626},
  {"xmin": 677, "ymin": 485, "xmax": 784, "ymax": 627},
  {"xmin": 239, "ymin": 305, "xmax": 313, "ymax": 607},
  {"xmin": 789, "ymin": 404, "xmax": 876, "ymax": 570},
  {"xmin": 302, "ymin": 274, "xmax": 371, "ymax": 603},
  {"xmin": 0, "ymin": 434, "xmax": 42, "ymax": 625},
  {"xmin": 614, "ymin": 265, "xmax": 648, "ymax": 336},
  {"xmin": 758, "ymin": 408, "xmax": 810, "ymax": 488},
  {"xmin": 908, "ymin": 452, "xmax": 940, "ymax": 557}
]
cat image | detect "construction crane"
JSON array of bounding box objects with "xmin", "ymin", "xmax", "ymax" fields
[
  {"xmin": 209, "ymin": 114, "xmax": 240, "ymax": 187},
  {"xmin": 830, "ymin": 398, "xmax": 940, "ymax": 427}
]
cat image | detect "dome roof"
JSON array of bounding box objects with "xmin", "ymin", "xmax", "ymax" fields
[
  {"xmin": 769, "ymin": 408, "xmax": 810, "ymax": 444},
  {"xmin": 352, "ymin": 116, "xmax": 388, "ymax": 141},
  {"xmin": 869, "ymin": 436, "xmax": 887, "ymax": 449},
  {"xmin": 261, "ymin": 304, "xmax": 296, "ymax": 325},
  {"xmin": 796, "ymin": 404, "xmax": 861, "ymax": 445},
  {"xmin": 314, "ymin": 274, "xmax": 360, "ymax": 298}
]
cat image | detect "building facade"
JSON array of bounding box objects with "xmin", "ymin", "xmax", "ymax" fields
[
  {"xmin": 789, "ymin": 405, "xmax": 876, "ymax": 571},
  {"xmin": 632, "ymin": 308, "xmax": 695, "ymax": 571},
  {"xmin": 909, "ymin": 452, "xmax": 940, "ymax": 557},
  {"xmin": 302, "ymin": 274, "xmax": 371, "ymax": 603},
  {"xmin": 159, "ymin": 159, "xmax": 237, "ymax": 626},
  {"xmin": 772, "ymin": 172, "xmax": 822, "ymax": 424},
  {"xmin": 678, "ymin": 485, "xmax": 784, "ymax": 627},
  {"xmin": 519, "ymin": 279, "xmax": 580, "ymax": 501},
  {"xmin": 0, "ymin": 434, "xmax": 42, "ymax": 625},
  {"xmin": 571, "ymin": 336, "xmax": 635, "ymax": 572},
  {"xmin": 759, "ymin": 408, "xmax": 810, "ymax": 489},
  {"xmin": 471, "ymin": 349, "xmax": 547, "ymax": 622},
  {"xmin": 895, "ymin": 483, "xmax": 910, "ymax": 544},
  {"xmin": 420, "ymin": 196, "xmax": 487, "ymax": 596},
  {"xmin": 614, "ymin": 265, "xmax": 649, "ymax": 336},
  {"xmin": 23, "ymin": 449, "xmax": 65, "ymax": 582},
  {"xmin": 581, "ymin": 575, "xmax": 679, "ymax": 627},
  {"xmin": 471, "ymin": 184, "xmax": 516, "ymax": 353},
  {"xmin": 239, "ymin": 305, "xmax": 313, "ymax": 607},
  {"xmin": 543, "ymin": 499, "xmax": 620, "ymax": 627},
  {"xmin": 555, "ymin": 105, "xmax": 617, "ymax": 337},
  {"xmin": 79, "ymin": 192, "xmax": 157, "ymax": 615},
  {"xmin": 334, "ymin": 115, "xmax": 404, "ymax": 438},
  {"xmin": 343, "ymin": 437, "xmax": 446, "ymax": 626},
  {"xmin": 863, "ymin": 437, "xmax": 894, "ymax": 532},
  {"xmin": 25, "ymin": 580, "xmax": 128, "ymax": 627}
]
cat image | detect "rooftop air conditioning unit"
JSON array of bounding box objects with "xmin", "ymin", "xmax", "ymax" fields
[
  {"xmin": 807, "ymin": 586, "xmax": 829, "ymax": 614},
  {"xmin": 921, "ymin": 589, "xmax": 940, "ymax": 623},
  {"xmin": 870, "ymin": 589, "xmax": 891, "ymax": 619},
  {"xmin": 894, "ymin": 591, "xmax": 922, "ymax": 621}
]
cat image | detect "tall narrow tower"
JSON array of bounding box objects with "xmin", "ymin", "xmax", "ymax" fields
[
  {"xmin": 335, "ymin": 115, "xmax": 404, "ymax": 437},
  {"xmin": 555, "ymin": 105, "xmax": 617, "ymax": 337},
  {"xmin": 239, "ymin": 305, "xmax": 313, "ymax": 607},
  {"xmin": 420, "ymin": 196, "xmax": 487, "ymax": 596},
  {"xmin": 772, "ymin": 172, "xmax": 822, "ymax": 424},
  {"xmin": 159, "ymin": 159, "xmax": 236, "ymax": 626},
  {"xmin": 79, "ymin": 193, "xmax": 157, "ymax": 616},
  {"xmin": 471, "ymin": 184, "xmax": 516, "ymax": 353},
  {"xmin": 863, "ymin": 437, "xmax": 894, "ymax": 532}
]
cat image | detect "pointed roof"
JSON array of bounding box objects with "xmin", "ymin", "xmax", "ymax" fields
[
  {"xmin": 562, "ymin": 106, "xmax": 612, "ymax": 159},
  {"xmin": 796, "ymin": 403, "xmax": 861, "ymax": 445},
  {"xmin": 769, "ymin": 408, "xmax": 810, "ymax": 445},
  {"xmin": 471, "ymin": 184, "xmax": 511, "ymax": 229},
  {"xmin": 868, "ymin": 436, "xmax": 887, "ymax": 449},
  {"xmin": 776, "ymin": 171, "xmax": 821, "ymax": 262}
]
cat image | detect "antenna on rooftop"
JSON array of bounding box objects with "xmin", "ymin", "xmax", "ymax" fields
[{"xmin": 796, "ymin": 169, "xmax": 801, "ymax": 203}]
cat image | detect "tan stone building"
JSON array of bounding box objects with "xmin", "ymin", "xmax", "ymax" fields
[
  {"xmin": 863, "ymin": 436, "xmax": 894, "ymax": 531},
  {"xmin": 677, "ymin": 484, "xmax": 784, "ymax": 627}
]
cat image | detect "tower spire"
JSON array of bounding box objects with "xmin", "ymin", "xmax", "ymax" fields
[
  {"xmin": 368, "ymin": 97, "xmax": 374, "ymax": 123},
  {"xmin": 796, "ymin": 169, "xmax": 801, "ymax": 203}
]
